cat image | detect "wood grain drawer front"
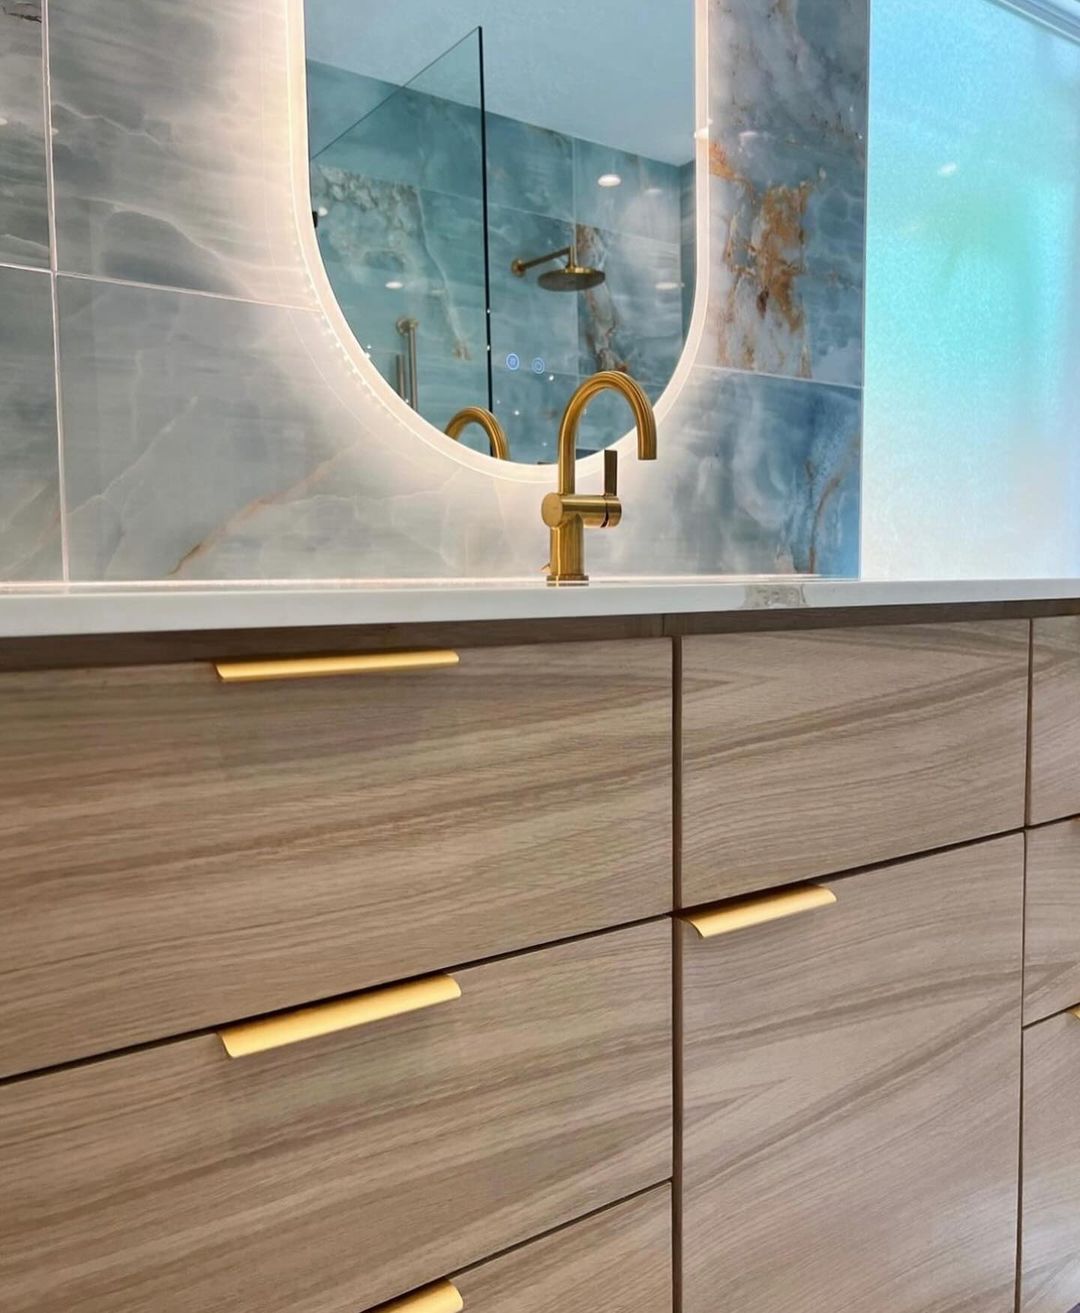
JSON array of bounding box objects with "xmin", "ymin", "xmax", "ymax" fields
[
  {"xmin": 1030, "ymin": 616, "xmax": 1080, "ymax": 824},
  {"xmin": 681, "ymin": 622, "xmax": 1029, "ymax": 904},
  {"xmin": 680, "ymin": 837, "xmax": 1024, "ymax": 1313},
  {"xmin": 0, "ymin": 641, "xmax": 671, "ymax": 1077},
  {"xmin": 1020, "ymin": 1011, "xmax": 1080, "ymax": 1313},
  {"xmin": 1025, "ymin": 821, "xmax": 1080, "ymax": 1024},
  {"xmin": 454, "ymin": 1186, "xmax": 671, "ymax": 1313},
  {"xmin": 0, "ymin": 922, "xmax": 672, "ymax": 1313}
]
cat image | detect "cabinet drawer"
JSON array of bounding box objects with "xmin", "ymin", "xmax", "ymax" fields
[
  {"xmin": 453, "ymin": 1186, "xmax": 671, "ymax": 1313},
  {"xmin": 1025, "ymin": 821, "xmax": 1080, "ymax": 1024},
  {"xmin": 1030, "ymin": 616, "xmax": 1080, "ymax": 824},
  {"xmin": 679, "ymin": 837, "xmax": 1023, "ymax": 1313},
  {"xmin": 681, "ymin": 623, "xmax": 1028, "ymax": 904},
  {"xmin": 1021, "ymin": 1011, "xmax": 1080, "ymax": 1313},
  {"xmin": 0, "ymin": 921, "xmax": 672, "ymax": 1313},
  {"xmin": 0, "ymin": 641, "xmax": 671, "ymax": 1076}
]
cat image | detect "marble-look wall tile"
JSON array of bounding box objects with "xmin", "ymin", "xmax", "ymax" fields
[
  {"xmin": 705, "ymin": 0, "xmax": 868, "ymax": 387},
  {"xmin": 0, "ymin": 1, "xmax": 50, "ymax": 268},
  {"xmin": 576, "ymin": 225, "xmax": 683, "ymax": 384},
  {"xmin": 56, "ymin": 277, "xmax": 537, "ymax": 581},
  {"xmin": 0, "ymin": 266, "xmax": 61, "ymax": 579},
  {"xmin": 573, "ymin": 140, "xmax": 682, "ymax": 244},
  {"xmin": 47, "ymin": 0, "xmax": 311, "ymax": 305},
  {"xmin": 485, "ymin": 113, "xmax": 573, "ymax": 220},
  {"xmin": 590, "ymin": 366, "xmax": 861, "ymax": 578},
  {"xmin": 488, "ymin": 204, "xmax": 577, "ymax": 376}
]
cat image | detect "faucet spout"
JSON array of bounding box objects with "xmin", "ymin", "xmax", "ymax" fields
[
  {"xmin": 445, "ymin": 406, "xmax": 511, "ymax": 461},
  {"xmin": 542, "ymin": 370, "xmax": 658, "ymax": 585}
]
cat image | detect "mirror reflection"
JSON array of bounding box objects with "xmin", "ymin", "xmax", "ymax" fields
[{"xmin": 305, "ymin": 2, "xmax": 696, "ymax": 463}]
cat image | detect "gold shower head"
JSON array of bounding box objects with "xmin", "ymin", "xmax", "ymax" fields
[{"xmin": 511, "ymin": 244, "xmax": 606, "ymax": 292}]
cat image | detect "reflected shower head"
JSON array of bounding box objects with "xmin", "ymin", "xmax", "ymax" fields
[{"xmin": 512, "ymin": 245, "xmax": 606, "ymax": 293}]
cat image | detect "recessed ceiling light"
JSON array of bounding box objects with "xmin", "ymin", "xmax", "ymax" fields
[
  {"xmin": 316, "ymin": 205, "xmax": 328, "ymax": 217},
  {"xmin": 655, "ymin": 281, "xmax": 680, "ymax": 291},
  {"xmin": 597, "ymin": 173, "xmax": 622, "ymax": 188},
  {"xmin": 937, "ymin": 161, "xmax": 958, "ymax": 177},
  {"xmin": 0, "ymin": 117, "xmax": 8, "ymax": 128},
  {"xmin": 385, "ymin": 279, "xmax": 404, "ymax": 290}
]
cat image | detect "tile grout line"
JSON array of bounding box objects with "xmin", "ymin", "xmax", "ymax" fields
[
  {"xmin": 53, "ymin": 267, "xmax": 321, "ymax": 313},
  {"xmin": 39, "ymin": 0, "xmax": 69, "ymax": 583}
]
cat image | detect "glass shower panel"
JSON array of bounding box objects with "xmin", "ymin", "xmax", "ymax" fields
[
  {"xmin": 862, "ymin": 0, "xmax": 1080, "ymax": 578},
  {"xmin": 310, "ymin": 30, "xmax": 492, "ymax": 443}
]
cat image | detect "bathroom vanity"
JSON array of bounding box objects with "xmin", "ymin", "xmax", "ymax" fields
[{"xmin": 2, "ymin": 587, "xmax": 1080, "ymax": 1313}]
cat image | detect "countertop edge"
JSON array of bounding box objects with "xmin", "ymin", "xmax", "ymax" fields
[{"xmin": 0, "ymin": 577, "xmax": 1079, "ymax": 639}]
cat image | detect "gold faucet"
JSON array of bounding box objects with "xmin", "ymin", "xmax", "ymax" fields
[
  {"xmin": 445, "ymin": 406, "xmax": 511, "ymax": 461},
  {"xmin": 541, "ymin": 371, "xmax": 657, "ymax": 585}
]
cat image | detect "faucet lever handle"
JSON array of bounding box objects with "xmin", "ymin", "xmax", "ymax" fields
[{"xmin": 604, "ymin": 448, "xmax": 618, "ymax": 498}]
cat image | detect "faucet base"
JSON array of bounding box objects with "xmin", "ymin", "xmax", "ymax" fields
[{"xmin": 545, "ymin": 573, "xmax": 589, "ymax": 587}]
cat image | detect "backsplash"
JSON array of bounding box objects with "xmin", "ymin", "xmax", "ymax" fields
[{"xmin": 0, "ymin": 0, "xmax": 866, "ymax": 583}]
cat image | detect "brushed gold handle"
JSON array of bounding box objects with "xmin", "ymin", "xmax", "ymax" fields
[
  {"xmin": 214, "ymin": 650, "xmax": 460, "ymax": 683},
  {"xmin": 377, "ymin": 1281, "xmax": 464, "ymax": 1313},
  {"xmin": 681, "ymin": 884, "xmax": 837, "ymax": 939},
  {"xmin": 219, "ymin": 974, "xmax": 461, "ymax": 1058}
]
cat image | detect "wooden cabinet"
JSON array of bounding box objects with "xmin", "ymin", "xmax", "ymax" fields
[
  {"xmin": 1025, "ymin": 820, "xmax": 1080, "ymax": 1024},
  {"xmin": 0, "ymin": 922, "xmax": 672, "ymax": 1313},
  {"xmin": 679, "ymin": 837, "xmax": 1024, "ymax": 1313},
  {"xmin": 0, "ymin": 642, "xmax": 672, "ymax": 1076},
  {"xmin": 455, "ymin": 1185, "xmax": 671, "ymax": 1313},
  {"xmin": 681, "ymin": 623, "xmax": 1029, "ymax": 905},
  {"xmin": 1030, "ymin": 616, "xmax": 1080, "ymax": 824},
  {"xmin": 1020, "ymin": 1010, "xmax": 1080, "ymax": 1313}
]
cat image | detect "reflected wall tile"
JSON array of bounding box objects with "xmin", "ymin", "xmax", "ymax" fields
[
  {"xmin": 318, "ymin": 84, "xmax": 483, "ymax": 202},
  {"xmin": 48, "ymin": 0, "xmax": 309, "ymax": 304},
  {"xmin": 307, "ymin": 61, "xmax": 395, "ymax": 159},
  {"xmin": 488, "ymin": 204, "xmax": 577, "ymax": 376},
  {"xmin": 590, "ymin": 366, "xmax": 861, "ymax": 577},
  {"xmin": 366, "ymin": 345, "xmax": 489, "ymax": 441},
  {"xmin": 573, "ymin": 140, "xmax": 682, "ymax": 244},
  {"xmin": 0, "ymin": 266, "xmax": 61, "ymax": 580},
  {"xmin": 492, "ymin": 368, "xmax": 577, "ymax": 465},
  {"xmin": 56, "ymin": 277, "xmax": 543, "ymax": 581},
  {"xmin": 485, "ymin": 113, "xmax": 573, "ymax": 220},
  {"xmin": 576, "ymin": 226, "xmax": 683, "ymax": 383},
  {"xmin": 0, "ymin": 0, "xmax": 49, "ymax": 268},
  {"xmin": 313, "ymin": 168, "xmax": 487, "ymax": 366}
]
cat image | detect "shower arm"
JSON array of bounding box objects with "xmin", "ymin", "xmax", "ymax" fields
[{"xmin": 511, "ymin": 245, "xmax": 575, "ymax": 277}]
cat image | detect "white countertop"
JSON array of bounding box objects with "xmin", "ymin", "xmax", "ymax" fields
[{"xmin": 0, "ymin": 576, "xmax": 1078, "ymax": 638}]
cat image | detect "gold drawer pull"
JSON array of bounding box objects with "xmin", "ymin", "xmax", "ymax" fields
[
  {"xmin": 681, "ymin": 884, "xmax": 837, "ymax": 939},
  {"xmin": 377, "ymin": 1281, "xmax": 464, "ymax": 1313},
  {"xmin": 219, "ymin": 974, "xmax": 461, "ymax": 1058},
  {"xmin": 214, "ymin": 650, "xmax": 460, "ymax": 683}
]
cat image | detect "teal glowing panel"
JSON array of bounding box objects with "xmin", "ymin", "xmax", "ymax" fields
[{"xmin": 863, "ymin": 0, "xmax": 1080, "ymax": 577}]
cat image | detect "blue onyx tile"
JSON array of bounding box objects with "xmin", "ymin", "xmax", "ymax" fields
[
  {"xmin": 710, "ymin": 0, "xmax": 868, "ymax": 159},
  {"xmin": 0, "ymin": 266, "xmax": 61, "ymax": 579},
  {"xmin": 312, "ymin": 167, "xmax": 487, "ymax": 367},
  {"xmin": 576, "ymin": 225, "xmax": 685, "ymax": 384},
  {"xmin": 707, "ymin": 131, "xmax": 865, "ymax": 385},
  {"xmin": 487, "ymin": 204, "xmax": 578, "ymax": 376},
  {"xmin": 573, "ymin": 140, "xmax": 682, "ymax": 243},
  {"xmin": 307, "ymin": 61, "xmax": 397, "ymax": 160},
  {"xmin": 484, "ymin": 113, "xmax": 574, "ymax": 220},
  {"xmin": 318, "ymin": 84, "xmax": 483, "ymax": 203},
  {"xmin": 491, "ymin": 367, "xmax": 579, "ymax": 465},
  {"xmin": 0, "ymin": 0, "xmax": 50, "ymax": 268},
  {"xmin": 588, "ymin": 366, "xmax": 859, "ymax": 577}
]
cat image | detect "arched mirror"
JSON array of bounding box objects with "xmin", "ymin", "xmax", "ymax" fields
[{"xmin": 304, "ymin": 2, "xmax": 696, "ymax": 464}]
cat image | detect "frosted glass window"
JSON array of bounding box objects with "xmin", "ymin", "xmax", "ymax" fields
[{"xmin": 862, "ymin": 0, "xmax": 1080, "ymax": 578}]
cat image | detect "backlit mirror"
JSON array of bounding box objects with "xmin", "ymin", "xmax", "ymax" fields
[{"xmin": 304, "ymin": 2, "xmax": 696, "ymax": 463}]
